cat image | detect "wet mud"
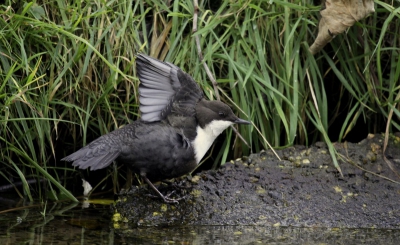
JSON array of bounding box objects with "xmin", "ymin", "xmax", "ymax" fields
[{"xmin": 112, "ymin": 134, "xmax": 400, "ymax": 229}]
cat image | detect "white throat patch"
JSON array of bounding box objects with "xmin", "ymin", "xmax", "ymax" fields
[{"xmin": 192, "ymin": 120, "xmax": 234, "ymax": 163}]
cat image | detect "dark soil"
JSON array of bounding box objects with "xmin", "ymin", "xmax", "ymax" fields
[{"xmin": 112, "ymin": 134, "xmax": 400, "ymax": 229}]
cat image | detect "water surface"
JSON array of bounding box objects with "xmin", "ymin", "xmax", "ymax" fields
[{"xmin": 1, "ymin": 198, "xmax": 399, "ymax": 244}]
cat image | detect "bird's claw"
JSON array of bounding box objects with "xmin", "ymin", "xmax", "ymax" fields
[{"xmin": 145, "ymin": 190, "xmax": 185, "ymax": 204}]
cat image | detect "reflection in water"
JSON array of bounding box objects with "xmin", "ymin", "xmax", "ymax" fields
[
  {"xmin": 0, "ymin": 199, "xmax": 399, "ymax": 244},
  {"xmin": 120, "ymin": 226, "xmax": 400, "ymax": 245}
]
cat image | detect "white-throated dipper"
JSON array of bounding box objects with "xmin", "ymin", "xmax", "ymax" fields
[{"xmin": 62, "ymin": 54, "xmax": 250, "ymax": 203}]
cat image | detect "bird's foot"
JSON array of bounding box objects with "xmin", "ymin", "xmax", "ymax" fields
[
  {"xmin": 171, "ymin": 180, "xmax": 191, "ymax": 190},
  {"xmin": 161, "ymin": 179, "xmax": 191, "ymax": 190},
  {"xmin": 161, "ymin": 194, "xmax": 181, "ymax": 204},
  {"xmin": 145, "ymin": 190, "xmax": 186, "ymax": 204},
  {"xmin": 142, "ymin": 176, "xmax": 188, "ymax": 204},
  {"xmin": 163, "ymin": 190, "xmax": 189, "ymax": 203}
]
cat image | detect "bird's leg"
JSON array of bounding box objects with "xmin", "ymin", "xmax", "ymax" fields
[{"xmin": 142, "ymin": 176, "xmax": 183, "ymax": 204}]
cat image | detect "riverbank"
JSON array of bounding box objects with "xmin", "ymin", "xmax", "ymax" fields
[{"xmin": 112, "ymin": 134, "xmax": 400, "ymax": 229}]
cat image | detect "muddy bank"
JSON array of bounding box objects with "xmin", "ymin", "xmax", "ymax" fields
[{"xmin": 112, "ymin": 134, "xmax": 400, "ymax": 229}]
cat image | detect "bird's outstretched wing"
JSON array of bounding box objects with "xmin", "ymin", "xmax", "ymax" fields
[{"xmin": 136, "ymin": 54, "xmax": 204, "ymax": 122}]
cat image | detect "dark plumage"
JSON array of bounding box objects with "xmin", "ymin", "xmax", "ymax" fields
[{"xmin": 62, "ymin": 54, "xmax": 250, "ymax": 203}]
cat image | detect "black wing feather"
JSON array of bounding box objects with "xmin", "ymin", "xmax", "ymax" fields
[
  {"xmin": 136, "ymin": 54, "xmax": 204, "ymax": 122},
  {"xmin": 61, "ymin": 133, "xmax": 122, "ymax": 170}
]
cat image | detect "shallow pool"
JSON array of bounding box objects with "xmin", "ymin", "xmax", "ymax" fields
[{"xmin": 1, "ymin": 198, "xmax": 399, "ymax": 244}]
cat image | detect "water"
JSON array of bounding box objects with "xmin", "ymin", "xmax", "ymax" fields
[{"xmin": 1, "ymin": 197, "xmax": 399, "ymax": 244}]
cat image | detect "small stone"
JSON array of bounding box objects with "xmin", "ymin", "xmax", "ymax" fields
[
  {"xmin": 191, "ymin": 189, "xmax": 202, "ymax": 197},
  {"xmin": 258, "ymin": 215, "xmax": 267, "ymax": 220},
  {"xmin": 160, "ymin": 204, "xmax": 168, "ymax": 212},
  {"xmin": 256, "ymin": 186, "xmax": 266, "ymax": 194},
  {"xmin": 191, "ymin": 175, "xmax": 201, "ymax": 183},
  {"xmin": 333, "ymin": 186, "xmax": 342, "ymax": 193},
  {"xmin": 112, "ymin": 213, "xmax": 121, "ymax": 222},
  {"xmin": 250, "ymin": 177, "xmax": 259, "ymax": 183}
]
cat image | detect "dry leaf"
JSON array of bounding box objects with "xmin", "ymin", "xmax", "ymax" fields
[{"xmin": 309, "ymin": 0, "xmax": 375, "ymax": 55}]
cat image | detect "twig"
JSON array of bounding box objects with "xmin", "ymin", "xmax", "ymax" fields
[
  {"xmin": 192, "ymin": 0, "xmax": 220, "ymax": 100},
  {"xmin": 340, "ymin": 149, "xmax": 400, "ymax": 185},
  {"xmin": 382, "ymin": 90, "xmax": 400, "ymax": 179}
]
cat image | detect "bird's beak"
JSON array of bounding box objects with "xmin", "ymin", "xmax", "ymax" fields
[{"xmin": 234, "ymin": 118, "xmax": 251, "ymax": 125}]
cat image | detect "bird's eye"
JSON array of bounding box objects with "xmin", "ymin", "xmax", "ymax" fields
[{"xmin": 219, "ymin": 112, "xmax": 225, "ymax": 117}]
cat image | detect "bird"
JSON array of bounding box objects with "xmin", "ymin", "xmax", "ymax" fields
[{"xmin": 62, "ymin": 54, "xmax": 250, "ymax": 203}]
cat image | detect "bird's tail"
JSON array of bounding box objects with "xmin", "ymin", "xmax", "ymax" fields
[{"xmin": 61, "ymin": 138, "xmax": 121, "ymax": 171}]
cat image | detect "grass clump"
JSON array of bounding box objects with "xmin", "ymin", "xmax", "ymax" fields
[{"xmin": 0, "ymin": 0, "xmax": 399, "ymax": 200}]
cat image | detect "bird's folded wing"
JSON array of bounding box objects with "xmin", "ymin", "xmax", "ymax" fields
[{"xmin": 136, "ymin": 54, "xmax": 204, "ymax": 122}]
